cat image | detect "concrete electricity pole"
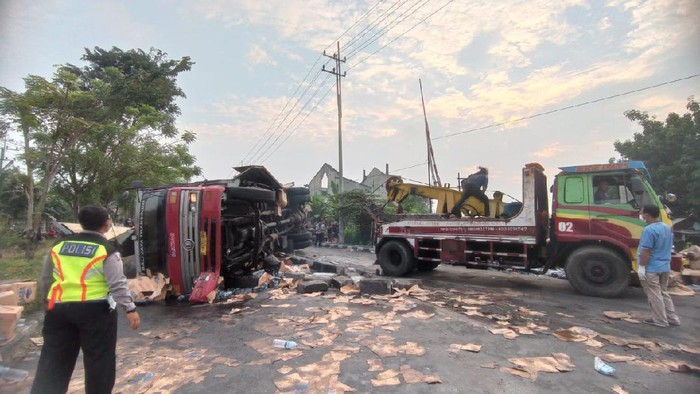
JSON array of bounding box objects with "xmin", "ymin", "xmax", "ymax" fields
[{"xmin": 322, "ymin": 42, "xmax": 347, "ymax": 244}]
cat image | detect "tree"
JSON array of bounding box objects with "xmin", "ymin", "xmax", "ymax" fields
[
  {"xmin": 1, "ymin": 69, "xmax": 100, "ymax": 255},
  {"xmin": 614, "ymin": 97, "xmax": 700, "ymax": 217},
  {"xmin": 53, "ymin": 47, "xmax": 200, "ymax": 218},
  {"xmin": 0, "ymin": 47, "xmax": 201, "ymax": 255}
]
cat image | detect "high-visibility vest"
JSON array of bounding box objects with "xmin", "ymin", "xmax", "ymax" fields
[{"xmin": 47, "ymin": 233, "xmax": 115, "ymax": 309}]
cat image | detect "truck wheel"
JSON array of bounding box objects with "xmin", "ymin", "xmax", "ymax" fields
[
  {"xmin": 226, "ymin": 187, "xmax": 276, "ymax": 203},
  {"xmin": 293, "ymin": 239, "xmax": 313, "ymax": 250},
  {"xmin": 416, "ymin": 262, "xmax": 440, "ymax": 271},
  {"xmin": 287, "ymin": 187, "xmax": 311, "ymax": 207},
  {"xmin": 565, "ymin": 246, "xmax": 629, "ymax": 298},
  {"xmin": 288, "ymin": 232, "xmax": 312, "ymax": 242},
  {"xmin": 378, "ymin": 240, "xmax": 416, "ymax": 276}
]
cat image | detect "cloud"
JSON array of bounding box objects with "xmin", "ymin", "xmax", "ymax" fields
[
  {"xmin": 532, "ymin": 142, "xmax": 571, "ymax": 159},
  {"xmin": 246, "ymin": 44, "xmax": 277, "ymax": 66}
]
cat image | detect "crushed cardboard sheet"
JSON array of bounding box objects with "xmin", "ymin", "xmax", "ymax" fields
[
  {"xmin": 222, "ymin": 293, "xmax": 257, "ymax": 304},
  {"xmin": 127, "ymin": 273, "xmax": 169, "ymax": 302},
  {"xmin": 612, "ymin": 385, "xmax": 629, "ymax": 394},
  {"xmin": 503, "ymin": 353, "xmax": 575, "ymax": 381},
  {"xmin": 367, "ymin": 359, "xmax": 384, "ymax": 372},
  {"xmin": 229, "ymin": 306, "xmax": 250, "ymax": 315},
  {"xmin": 481, "ymin": 362, "xmax": 498, "ymax": 369},
  {"xmin": 340, "ymin": 284, "xmax": 360, "ymax": 295},
  {"xmin": 489, "ymin": 327, "xmax": 519, "ymax": 340},
  {"xmin": 586, "ymin": 349, "xmax": 637, "ymax": 363},
  {"xmin": 390, "ymin": 299, "xmax": 417, "ymax": 313},
  {"xmin": 349, "ymin": 297, "xmax": 376, "ymax": 305},
  {"xmin": 627, "ymin": 359, "xmax": 672, "ymax": 373},
  {"xmin": 552, "ymin": 326, "xmax": 602, "ymax": 347},
  {"xmin": 598, "ymin": 334, "xmax": 658, "ymax": 352},
  {"xmin": 400, "ymin": 365, "xmax": 441, "ymax": 385},
  {"xmin": 448, "ymin": 343, "xmax": 482, "ymax": 353},
  {"xmin": 277, "ymin": 365, "xmax": 294, "ymax": 374},
  {"xmin": 275, "ymin": 351, "xmax": 356, "ymax": 393},
  {"xmin": 211, "ymin": 356, "xmax": 240, "ymax": 367},
  {"xmin": 30, "ymin": 337, "xmax": 44, "ymax": 346},
  {"xmin": 518, "ymin": 307, "xmax": 546, "ymax": 318},
  {"xmin": 402, "ymin": 310, "xmax": 435, "ymax": 320},
  {"xmin": 102, "ymin": 337, "xmax": 212, "ymax": 393},
  {"xmin": 602, "ymin": 310, "xmax": 644, "ymax": 323},
  {"xmin": 678, "ymin": 344, "xmax": 700, "ymax": 355},
  {"xmin": 360, "ymin": 335, "xmax": 426, "ymax": 357}
]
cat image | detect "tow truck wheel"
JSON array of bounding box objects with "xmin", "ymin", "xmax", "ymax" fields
[
  {"xmin": 565, "ymin": 246, "xmax": 629, "ymax": 298},
  {"xmin": 378, "ymin": 240, "xmax": 416, "ymax": 276}
]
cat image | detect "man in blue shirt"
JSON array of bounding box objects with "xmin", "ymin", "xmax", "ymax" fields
[{"xmin": 637, "ymin": 204, "xmax": 680, "ymax": 327}]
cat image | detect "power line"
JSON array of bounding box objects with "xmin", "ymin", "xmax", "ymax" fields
[
  {"xmin": 345, "ymin": 0, "xmax": 433, "ymax": 59},
  {"xmin": 254, "ymin": 74, "xmax": 334, "ymax": 163},
  {"xmin": 348, "ymin": 0, "xmax": 455, "ymax": 71},
  {"xmin": 388, "ymin": 73, "xmax": 700, "ymax": 174},
  {"xmin": 241, "ymin": 1, "xmax": 390, "ymax": 167},
  {"xmin": 433, "ymin": 73, "xmax": 700, "ymax": 140},
  {"xmin": 260, "ymin": 82, "xmax": 336, "ymax": 164},
  {"xmin": 345, "ymin": 0, "xmax": 405, "ymax": 52}
]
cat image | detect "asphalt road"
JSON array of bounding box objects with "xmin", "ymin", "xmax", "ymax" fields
[{"xmin": 3, "ymin": 246, "xmax": 699, "ymax": 393}]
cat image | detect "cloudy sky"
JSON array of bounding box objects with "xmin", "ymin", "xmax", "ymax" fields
[{"xmin": 1, "ymin": 0, "xmax": 698, "ymax": 199}]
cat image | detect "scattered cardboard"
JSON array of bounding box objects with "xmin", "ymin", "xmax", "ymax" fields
[
  {"xmin": 403, "ymin": 310, "xmax": 435, "ymax": 320},
  {"xmin": 128, "ymin": 274, "xmax": 168, "ymax": 302},
  {"xmin": 448, "ymin": 343, "xmax": 482, "ymax": 353},
  {"xmin": 489, "ymin": 327, "xmax": 519, "ymax": 340},
  {"xmin": 678, "ymin": 344, "xmax": 700, "ymax": 355},
  {"xmin": 612, "ymin": 385, "xmax": 629, "ymax": 394},
  {"xmin": 0, "ymin": 281, "xmax": 37, "ymax": 304},
  {"xmin": 367, "ymin": 359, "xmax": 384, "ymax": 372},
  {"xmin": 340, "ymin": 284, "xmax": 360, "ymax": 295},
  {"xmin": 505, "ymin": 353, "xmax": 575, "ymax": 381},
  {"xmin": 0, "ymin": 304, "xmax": 23, "ymax": 344},
  {"xmin": 0, "ymin": 290, "xmax": 18, "ymax": 306}
]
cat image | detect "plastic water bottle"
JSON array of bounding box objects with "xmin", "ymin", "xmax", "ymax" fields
[
  {"xmin": 273, "ymin": 339, "xmax": 298, "ymax": 349},
  {"xmin": 594, "ymin": 357, "xmax": 616, "ymax": 376},
  {"xmin": 0, "ymin": 365, "xmax": 29, "ymax": 382}
]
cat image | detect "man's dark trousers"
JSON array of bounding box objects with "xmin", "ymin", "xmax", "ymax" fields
[
  {"xmin": 31, "ymin": 302, "xmax": 117, "ymax": 394},
  {"xmin": 451, "ymin": 184, "xmax": 490, "ymax": 217}
]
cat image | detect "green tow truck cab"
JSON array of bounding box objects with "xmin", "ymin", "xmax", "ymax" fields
[{"xmin": 551, "ymin": 161, "xmax": 677, "ymax": 297}]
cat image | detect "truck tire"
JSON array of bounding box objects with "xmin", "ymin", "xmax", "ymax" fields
[
  {"xmin": 293, "ymin": 239, "xmax": 313, "ymax": 250},
  {"xmin": 378, "ymin": 240, "xmax": 416, "ymax": 276},
  {"xmin": 288, "ymin": 232, "xmax": 312, "ymax": 242},
  {"xmin": 226, "ymin": 187, "xmax": 276, "ymax": 203},
  {"xmin": 287, "ymin": 187, "xmax": 311, "ymax": 207},
  {"xmin": 416, "ymin": 261, "xmax": 440, "ymax": 271},
  {"xmin": 565, "ymin": 246, "xmax": 629, "ymax": 298}
]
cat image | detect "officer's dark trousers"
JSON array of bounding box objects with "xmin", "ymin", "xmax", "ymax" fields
[{"xmin": 31, "ymin": 302, "xmax": 117, "ymax": 394}]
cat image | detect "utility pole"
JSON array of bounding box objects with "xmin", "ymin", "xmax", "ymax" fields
[{"xmin": 322, "ymin": 42, "xmax": 347, "ymax": 244}]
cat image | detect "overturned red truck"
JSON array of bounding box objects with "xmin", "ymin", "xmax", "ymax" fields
[
  {"xmin": 132, "ymin": 166, "xmax": 312, "ymax": 302},
  {"xmin": 376, "ymin": 162, "xmax": 680, "ymax": 298}
]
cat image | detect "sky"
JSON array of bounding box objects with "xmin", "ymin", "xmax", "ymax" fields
[{"xmin": 1, "ymin": 0, "xmax": 699, "ymax": 201}]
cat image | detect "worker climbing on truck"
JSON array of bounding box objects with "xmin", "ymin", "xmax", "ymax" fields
[{"xmin": 451, "ymin": 166, "xmax": 490, "ymax": 218}]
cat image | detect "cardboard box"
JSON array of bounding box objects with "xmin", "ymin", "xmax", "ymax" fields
[
  {"xmin": 0, "ymin": 305, "xmax": 24, "ymax": 344},
  {"xmin": 0, "ymin": 281, "xmax": 38, "ymax": 304},
  {"xmin": 0, "ymin": 290, "xmax": 18, "ymax": 306}
]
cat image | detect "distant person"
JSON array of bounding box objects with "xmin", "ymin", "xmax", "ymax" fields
[
  {"xmin": 595, "ymin": 180, "xmax": 610, "ymax": 203},
  {"xmin": 314, "ymin": 222, "xmax": 326, "ymax": 247},
  {"xmin": 123, "ymin": 217, "xmax": 134, "ymax": 227},
  {"xmin": 637, "ymin": 204, "xmax": 680, "ymax": 327},
  {"xmin": 451, "ymin": 167, "xmax": 490, "ymax": 218},
  {"xmin": 32, "ymin": 205, "xmax": 140, "ymax": 394}
]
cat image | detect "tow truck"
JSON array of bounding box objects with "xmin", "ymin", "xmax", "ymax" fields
[{"xmin": 376, "ymin": 162, "xmax": 679, "ymax": 297}]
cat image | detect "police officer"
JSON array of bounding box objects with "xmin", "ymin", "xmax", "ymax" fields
[
  {"xmin": 451, "ymin": 166, "xmax": 490, "ymax": 218},
  {"xmin": 32, "ymin": 205, "xmax": 140, "ymax": 394}
]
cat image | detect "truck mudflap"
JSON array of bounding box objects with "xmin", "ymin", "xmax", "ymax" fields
[{"xmin": 189, "ymin": 271, "xmax": 220, "ymax": 303}]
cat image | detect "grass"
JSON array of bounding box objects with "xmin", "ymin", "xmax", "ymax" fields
[{"xmin": 0, "ymin": 236, "xmax": 52, "ymax": 313}]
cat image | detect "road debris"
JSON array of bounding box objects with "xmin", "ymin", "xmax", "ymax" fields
[
  {"xmin": 594, "ymin": 356, "xmax": 616, "ymax": 376},
  {"xmin": 501, "ymin": 353, "xmax": 575, "ymax": 381},
  {"xmin": 612, "ymin": 384, "xmax": 629, "ymax": 394},
  {"xmin": 489, "ymin": 327, "xmax": 518, "ymax": 340},
  {"xmin": 448, "ymin": 343, "xmax": 482, "ymax": 353}
]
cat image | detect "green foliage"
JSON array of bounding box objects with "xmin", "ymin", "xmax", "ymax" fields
[
  {"xmin": 1, "ymin": 46, "xmax": 201, "ymax": 236},
  {"xmin": 614, "ymin": 97, "xmax": 700, "ymax": 216}
]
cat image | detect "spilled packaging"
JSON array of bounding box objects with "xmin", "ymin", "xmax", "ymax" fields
[
  {"xmin": 0, "ymin": 281, "xmax": 37, "ymax": 304},
  {"xmin": 0, "ymin": 305, "xmax": 24, "ymax": 344}
]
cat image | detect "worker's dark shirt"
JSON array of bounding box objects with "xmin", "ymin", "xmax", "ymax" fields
[{"xmin": 463, "ymin": 173, "xmax": 488, "ymax": 191}]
